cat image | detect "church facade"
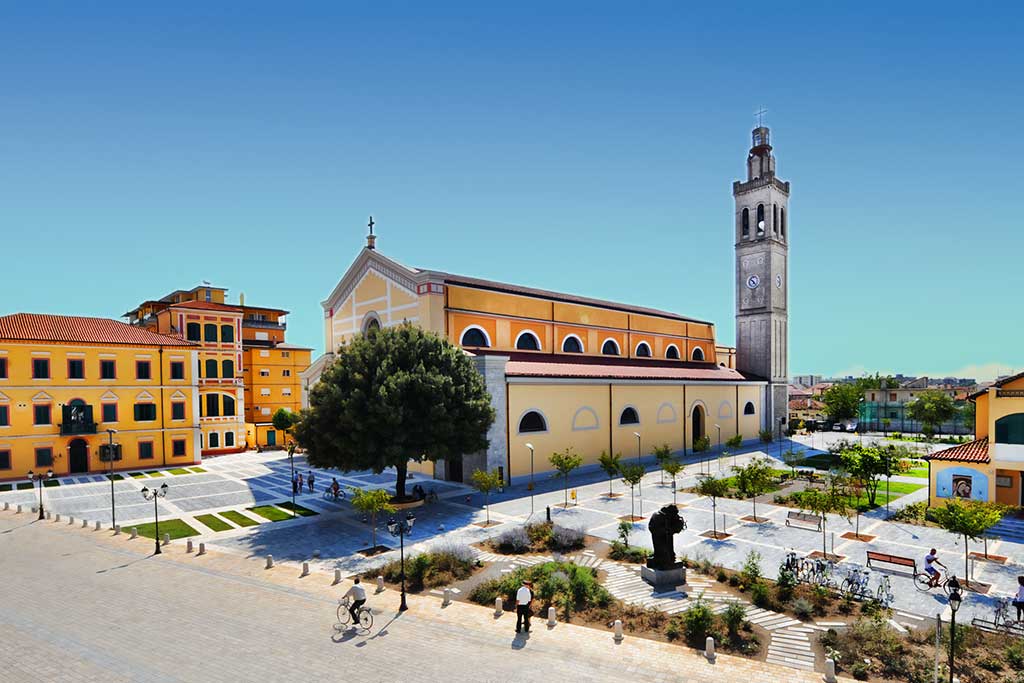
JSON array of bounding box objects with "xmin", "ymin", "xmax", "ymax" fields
[{"xmin": 303, "ymin": 126, "xmax": 790, "ymax": 483}]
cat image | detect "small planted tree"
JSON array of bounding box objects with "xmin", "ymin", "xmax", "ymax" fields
[
  {"xmin": 350, "ymin": 487, "xmax": 396, "ymax": 551},
  {"xmin": 881, "ymin": 418, "xmax": 891, "ymax": 436},
  {"xmin": 662, "ymin": 458, "xmax": 684, "ymax": 505},
  {"xmin": 272, "ymin": 407, "xmax": 296, "ymax": 435},
  {"xmin": 696, "ymin": 475, "xmax": 731, "ymax": 539},
  {"xmin": 906, "ymin": 389, "xmax": 957, "ymax": 436},
  {"xmin": 549, "ymin": 448, "xmax": 583, "ymax": 508},
  {"xmin": 782, "ymin": 449, "xmax": 803, "ymax": 478},
  {"xmin": 653, "ymin": 443, "xmax": 673, "ymax": 486},
  {"xmin": 617, "ymin": 520, "xmax": 633, "ymax": 547},
  {"xmin": 759, "ymin": 429, "xmax": 774, "ymax": 443},
  {"xmin": 930, "ymin": 499, "xmax": 1005, "ymax": 588},
  {"xmin": 471, "ymin": 469, "xmax": 503, "ymax": 526},
  {"xmin": 619, "ymin": 463, "xmax": 645, "ymax": 521},
  {"xmin": 692, "ymin": 435, "xmax": 711, "ymax": 453},
  {"xmin": 733, "ymin": 457, "xmax": 774, "ymax": 522},
  {"xmin": 598, "ymin": 451, "xmax": 622, "ymax": 497},
  {"xmin": 798, "ymin": 485, "xmax": 849, "ymax": 559},
  {"xmin": 725, "ymin": 434, "xmax": 743, "ymax": 449}
]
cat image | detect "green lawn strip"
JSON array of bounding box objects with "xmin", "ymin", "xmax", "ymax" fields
[
  {"xmin": 194, "ymin": 513, "xmax": 233, "ymax": 532},
  {"xmin": 16, "ymin": 482, "xmax": 33, "ymax": 490},
  {"xmin": 43, "ymin": 479, "xmax": 60, "ymax": 487},
  {"xmin": 187, "ymin": 467, "xmax": 207, "ymax": 473},
  {"xmin": 144, "ymin": 470, "xmax": 164, "ymax": 476},
  {"xmin": 247, "ymin": 505, "xmax": 294, "ymax": 522},
  {"xmin": 130, "ymin": 472, "xmax": 148, "ymax": 479},
  {"xmin": 132, "ymin": 519, "xmax": 199, "ymax": 540},
  {"xmin": 904, "ymin": 468, "xmax": 929, "ymax": 478},
  {"xmin": 168, "ymin": 468, "xmax": 191, "ymax": 475},
  {"xmin": 220, "ymin": 510, "xmax": 259, "ymax": 527},
  {"xmin": 0, "ymin": 484, "xmax": 11, "ymax": 492},
  {"xmin": 277, "ymin": 501, "xmax": 319, "ymax": 517},
  {"xmin": 107, "ymin": 474, "xmax": 124, "ymax": 481}
]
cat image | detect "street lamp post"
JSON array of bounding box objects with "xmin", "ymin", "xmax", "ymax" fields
[
  {"xmin": 387, "ymin": 512, "xmax": 416, "ymax": 611},
  {"xmin": 778, "ymin": 417, "xmax": 786, "ymax": 461},
  {"xmin": 106, "ymin": 428, "xmax": 118, "ymax": 529},
  {"xmin": 287, "ymin": 442, "xmax": 297, "ymax": 518},
  {"xmin": 714, "ymin": 424, "xmax": 722, "ymax": 472},
  {"xmin": 525, "ymin": 443, "xmax": 535, "ymax": 516},
  {"xmin": 140, "ymin": 483, "xmax": 169, "ymax": 555},
  {"xmin": 946, "ymin": 577, "xmax": 963, "ymax": 683},
  {"xmin": 633, "ymin": 431, "xmax": 643, "ymax": 509},
  {"xmin": 26, "ymin": 469, "xmax": 53, "ymax": 520}
]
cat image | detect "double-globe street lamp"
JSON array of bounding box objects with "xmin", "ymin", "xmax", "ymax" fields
[
  {"xmin": 26, "ymin": 469, "xmax": 53, "ymax": 520},
  {"xmin": 140, "ymin": 483, "xmax": 169, "ymax": 555},
  {"xmin": 387, "ymin": 512, "xmax": 416, "ymax": 612},
  {"xmin": 525, "ymin": 443, "xmax": 535, "ymax": 516},
  {"xmin": 105, "ymin": 428, "xmax": 119, "ymax": 529},
  {"xmin": 946, "ymin": 577, "xmax": 964, "ymax": 683},
  {"xmin": 633, "ymin": 431, "xmax": 644, "ymax": 517}
]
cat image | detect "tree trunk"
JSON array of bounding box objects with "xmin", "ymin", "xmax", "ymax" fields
[
  {"xmin": 371, "ymin": 511, "xmax": 377, "ymax": 549},
  {"xmin": 964, "ymin": 534, "xmax": 970, "ymax": 587},
  {"xmin": 752, "ymin": 496, "xmax": 757, "ymax": 522},
  {"xmin": 485, "ymin": 494, "xmax": 490, "ymax": 525},
  {"xmin": 711, "ymin": 498, "xmax": 717, "ymax": 537},
  {"xmin": 631, "ymin": 486, "xmax": 635, "ymax": 519},
  {"xmin": 564, "ymin": 474, "xmax": 569, "ymax": 507},
  {"xmin": 609, "ymin": 477, "xmax": 613, "ymax": 496},
  {"xmin": 395, "ymin": 462, "xmax": 408, "ymax": 500},
  {"xmin": 822, "ymin": 521, "xmax": 827, "ymax": 558}
]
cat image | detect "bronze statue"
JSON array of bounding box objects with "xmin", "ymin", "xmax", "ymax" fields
[{"xmin": 647, "ymin": 504, "xmax": 687, "ymax": 570}]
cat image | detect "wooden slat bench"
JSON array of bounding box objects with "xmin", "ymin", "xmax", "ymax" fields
[
  {"xmin": 785, "ymin": 510, "xmax": 822, "ymax": 531},
  {"xmin": 866, "ymin": 551, "xmax": 917, "ymax": 575}
]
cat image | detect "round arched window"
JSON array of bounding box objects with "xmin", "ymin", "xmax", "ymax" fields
[
  {"xmin": 460, "ymin": 327, "xmax": 489, "ymax": 348},
  {"xmin": 601, "ymin": 339, "xmax": 620, "ymax": 356},
  {"xmin": 666, "ymin": 345, "xmax": 680, "ymax": 360},
  {"xmin": 619, "ymin": 407, "xmax": 639, "ymax": 425},
  {"xmin": 515, "ymin": 331, "xmax": 540, "ymax": 351},
  {"xmin": 743, "ymin": 402, "xmax": 756, "ymax": 416},
  {"xmin": 562, "ymin": 336, "xmax": 583, "ymax": 353},
  {"xmin": 518, "ymin": 411, "xmax": 547, "ymax": 433},
  {"xmin": 635, "ymin": 342, "xmax": 652, "ymax": 358},
  {"xmin": 692, "ymin": 347, "xmax": 705, "ymax": 361}
]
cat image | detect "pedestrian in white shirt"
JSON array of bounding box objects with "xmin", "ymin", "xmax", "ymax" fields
[
  {"xmin": 343, "ymin": 577, "xmax": 368, "ymax": 625},
  {"xmin": 1014, "ymin": 575, "xmax": 1024, "ymax": 622},
  {"xmin": 515, "ymin": 580, "xmax": 533, "ymax": 634}
]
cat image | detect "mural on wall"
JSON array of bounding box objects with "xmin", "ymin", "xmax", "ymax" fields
[
  {"xmin": 951, "ymin": 475, "xmax": 973, "ymax": 499},
  {"xmin": 936, "ymin": 466, "xmax": 989, "ymax": 502}
]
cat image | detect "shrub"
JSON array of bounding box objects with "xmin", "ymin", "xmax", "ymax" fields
[
  {"xmin": 726, "ymin": 434, "xmax": 743, "ymax": 449},
  {"xmin": 609, "ymin": 541, "xmax": 650, "ymax": 563},
  {"xmin": 791, "ymin": 597, "xmax": 813, "ymax": 620},
  {"xmin": 811, "ymin": 585, "xmax": 831, "ymax": 611},
  {"xmin": 693, "ymin": 435, "xmax": 712, "ymax": 453},
  {"xmin": 682, "ymin": 597, "xmax": 715, "ymax": 644},
  {"xmin": 699, "ymin": 557, "xmax": 714, "ymax": 575},
  {"xmin": 665, "ymin": 617, "xmax": 683, "ymax": 642},
  {"xmin": 617, "ymin": 520, "xmax": 634, "ymax": 546},
  {"xmin": 728, "ymin": 575, "xmax": 741, "ymax": 587},
  {"xmin": 741, "ymin": 550, "xmax": 762, "ymax": 584},
  {"xmin": 750, "ymin": 582, "xmax": 771, "ymax": 608},
  {"xmin": 850, "ymin": 662, "xmax": 869, "ymax": 680},
  {"xmin": 723, "ymin": 602, "xmax": 746, "ymax": 637},
  {"xmin": 1008, "ymin": 640, "xmax": 1024, "ymax": 670},
  {"xmin": 979, "ymin": 654, "xmax": 1003, "ymax": 672},
  {"xmin": 759, "ymin": 429, "xmax": 774, "ymax": 443},
  {"xmin": 777, "ymin": 567, "xmax": 798, "ymax": 590},
  {"xmin": 379, "ymin": 543, "xmax": 475, "ymax": 591},
  {"xmin": 716, "ymin": 569, "xmax": 728, "ymax": 583},
  {"xmin": 469, "ymin": 561, "xmax": 611, "ymax": 613},
  {"xmin": 550, "ymin": 525, "xmax": 586, "ymax": 551},
  {"xmin": 495, "ymin": 526, "xmax": 530, "ymax": 554},
  {"xmin": 890, "ymin": 500, "xmax": 928, "ymax": 524},
  {"xmin": 526, "ymin": 522, "xmax": 553, "ymax": 546}
]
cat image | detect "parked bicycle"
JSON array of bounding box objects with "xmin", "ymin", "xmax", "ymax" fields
[
  {"xmin": 993, "ymin": 597, "xmax": 1016, "ymax": 633},
  {"xmin": 840, "ymin": 566, "xmax": 871, "ymax": 600},
  {"xmin": 875, "ymin": 574, "xmax": 894, "ymax": 607},
  {"xmin": 803, "ymin": 558, "xmax": 838, "ymax": 589},
  {"xmin": 336, "ymin": 596, "xmax": 373, "ymax": 631}
]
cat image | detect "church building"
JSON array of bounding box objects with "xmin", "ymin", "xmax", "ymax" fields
[{"xmin": 303, "ymin": 126, "xmax": 791, "ymax": 483}]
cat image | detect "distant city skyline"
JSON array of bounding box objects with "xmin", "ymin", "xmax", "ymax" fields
[{"xmin": 2, "ymin": 3, "xmax": 1021, "ymax": 378}]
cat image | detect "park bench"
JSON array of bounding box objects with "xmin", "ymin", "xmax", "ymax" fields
[
  {"xmin": 866, "ymin": 551, "xmax": 917, "ymax": 575},
  {"xmin": 785, "ymin": 510, "xmax": 822, "ymax": 532}
]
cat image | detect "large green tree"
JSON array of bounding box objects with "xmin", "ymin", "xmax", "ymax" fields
[
  {"xmin": 294, "ymin": 324, "xmax": 495, "ymax": 500},
  {"xmin": 906, "ymin": 389, "xmax": 957, "ymax": 435},
  {"xmin": 821, "ymin": 383, "xmax": 861, "ymax": 421},
  {"xmin": 930, "ymin": 499, "xmax": 1005, "ymax": 588}
]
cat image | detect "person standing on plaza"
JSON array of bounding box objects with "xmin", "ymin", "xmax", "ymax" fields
[
  {"xmin": 308, "ymin": 471, "xmax": 316, "ymax": 493},
  {"xmin": 515, "ymin": 580, "xmax": 533, "ymax": 634},
  {"xmin": 292, "ymin": 474, "xmax": 299, "ymax": 497},
  {"xmin": 1014, "ymin": 575, "xmax": 1024, "ymax": 622},
  {"xmin": 297, "ymin": 472, "xmax": 304, "ymax": 494}
]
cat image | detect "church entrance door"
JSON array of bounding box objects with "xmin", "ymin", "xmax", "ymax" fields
[{"xmin": 691, "ymin": 406, "xmax": 705, "ymax": 446}]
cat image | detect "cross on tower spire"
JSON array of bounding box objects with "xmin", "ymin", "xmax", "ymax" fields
[
  {"xmin": 366, "ymin": 215, "xmax": 377, "ymax": 250},
  {"xmin": 755, "ymin": 106, "xmax": 767, "ymax": 128}
]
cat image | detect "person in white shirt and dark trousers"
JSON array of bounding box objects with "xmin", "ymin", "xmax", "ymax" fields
[
  {"xmin": 343, "ymin": 577, "xmax": 368, "ymax": 624},
  {"xmin": 1014, "ymin": 575, "xmax": 1024, "ymax": 622},
  {"xmin": 515, "ymin": 580, "xmax": 533, "ymax": 634}
]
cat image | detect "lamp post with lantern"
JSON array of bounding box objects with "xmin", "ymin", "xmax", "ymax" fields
[
  {"xmin": 387, "ymin": 512, "xmax": 416, "ymax": 612},
  {"xmin": 27, "ymin": 469, "xmax": 53, "ymax": 520}
]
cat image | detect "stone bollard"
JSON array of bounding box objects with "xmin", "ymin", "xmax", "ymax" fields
[
  {"xmin": 3, "ymin": 501, "xmax": 8, "ymax": 511},
  {"xmin": 162, "ymin": 533, "xmax": 170, "ymax": 546},
  {"xmin": 114, "ymin": 524, "xmax": 120, "ymax": 535},
  {"xmin": 266, "ymin": 554, "xmax": 274, "ymax": 569},
  {"xmin": 198, "ymin": 542, "xmax": 206, "ymax": 556},
  {"xmin": 333, "ymin": 569, "xmax": 342, "ymax": 585},
  {"xmin": 376, "ymin": 575, "xmax": 385, "ymax": 593},
  {"xmin": 82, "ymin": 519, "xmax": 89, "ymax": 528},
  {"xmin": 186, "ymin": 539, "xmax": 193, "ymax": 553},
  {"xmin": 494, "ymin": 597, "xmax": 504, "ymax": 617},
  {"xmin": 301, "ymin": 562, "xmax": 310, "ymax": 577},
  {"xmin": 443, "ymin": 588, "xmax": 452, "ymax": 607},
  {"xmin": 130, "ymin": 527, "xmax": 138, "ymax": 539},
  {"xmin": 705, "ymin": 636, "xmax": 716, "ymax": 663},
  {"xmin": 54, "ymin": 513, "xmax": 60, "ymax": 522},
  {"xmin": 46, "ymin": 511, "xmax": 51, "ymax": 520},
  {"xmin": 547, "ymin": 606, "xmax": 556, "ymax": 627},
  {"xmin": 95, "ymin": 521, "xmax": 101, "ymax": 531},
  {"xmin": 69, "ymin": 516, "xmax": 74, "ymax": 525},
  {"xmin": 16, "ymin": 504, "xmax": 22, "ymax": 514},
  {"xmin": 824, "ymin": 659, "xmax": 838, "ymax": 683},
  {"xmin": 613, "ymin": 619, "xmax": 623, "ymax": 642}
]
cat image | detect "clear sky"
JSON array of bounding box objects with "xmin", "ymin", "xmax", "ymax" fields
[{"xmin": 2, "ymin": 2, "xmax": 1020, "ymax": 381}]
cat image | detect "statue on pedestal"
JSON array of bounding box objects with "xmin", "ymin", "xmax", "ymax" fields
[{"xmin": 641, "ymin": 504, "xmax": 688, "ymax": 591}]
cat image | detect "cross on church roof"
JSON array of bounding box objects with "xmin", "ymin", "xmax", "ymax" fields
[
  {"xmin": 755, "ymin": 106, "xmax": 767, "ymax": 127},
  {"xmin": 368, "ymin": 215, "xmax": 375, "ymax": 235}
]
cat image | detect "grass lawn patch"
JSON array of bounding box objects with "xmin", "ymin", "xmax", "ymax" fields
[
  {"xmin": 247, "ymin": 505, "xmax": 293, "ymax": 522},
  {"xmin": 133, "ymin": 518, "xmax": 199, "ymax": 540},
  {"xmin": 17, "ymin": 482, "xmax": 33, "ymax": 490},
  {"xmin": 220, "ymin": 510, "xmax": 259, "ymax": 527},
  {"xmin": 194, "ymin": 513, "xmax": 233, "ymax": 532},
  {"xmin": 277, "ymin": 501, "xmax": 318, "ymax": 517},
  {"xmin": 130, "ymin": 472, "xmax": 148, "ymax": 479},
  {"xmin": 168, "ymin": 468, "xmax": 191, "ymax": 475},
  {"xmin": 43, "ymin": 479, "xmax": 60, "ymax": 487},
  {"xmin": 904, "ymin": 467, "xmax": 929, "ymax": 478},
  {"xmin": 144, "ymin": 470, "xmax": 164, "ymax": 476},
  {"xmin": 187, "ymin": 467, "xmax": 206, "ymax": 473},
  {"xmin": 107, "ymin": 474, "xmax": 124, "ymax": 481}
]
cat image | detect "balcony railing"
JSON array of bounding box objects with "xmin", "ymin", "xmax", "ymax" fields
[
  {"xmin": 243, "ymin": 319, "xmax": 286, "ymax": 330},
  {"xmin": 60, "ymin": 404, "xmax": 98, "ymax": 435},
  {"xmin": 997, "ymin": 389, "xmax": 1024, "ymax": 398}
]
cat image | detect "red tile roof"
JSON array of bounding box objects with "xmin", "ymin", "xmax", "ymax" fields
[
  {"xmin": 0, "ymin": 313, "xmax": 196, "ymax": 347},
  {"xmin": 503, "ymin": 356, "xmax": 754, "ymax": 382},
  {"xmin": 789, "ymin": 398, "xmax": 825, "ymax": 410},
  {"xmin": 923, "ymin": 437, "xmax": 989, "ymax": 464},
  {"xmin": 167, "ymin": 301, "xmax": 242, "ymax": 313}
]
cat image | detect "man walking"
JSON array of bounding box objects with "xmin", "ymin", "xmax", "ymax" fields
[
  {"xmin": 308, "ymin": 471, "xmax": 316, "ymax": 493},
  {"xmin": 515, "ymin": 580, "xmax": 533, "ymax": 634}
]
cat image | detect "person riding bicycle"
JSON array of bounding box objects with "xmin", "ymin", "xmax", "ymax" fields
[
  {"xmin": 331, "ymin": 478, "xmax": 341, "ymax": 499},
  {"xmin": 343, "ymin": 577, "xmax": 367, "ymax": 625},
  {"xmin": 924, "ymin": 548, "xmax": 947, "ymax": 588}
]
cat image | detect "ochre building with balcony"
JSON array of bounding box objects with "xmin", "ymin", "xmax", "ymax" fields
[{"xmin": 0, "ymin": 313, "xmax": 201, "ymax": 480}]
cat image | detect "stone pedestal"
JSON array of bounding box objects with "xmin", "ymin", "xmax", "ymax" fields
[{"xmin": 640, "ymin": 562, "xmax": 688, "ymax": 595}]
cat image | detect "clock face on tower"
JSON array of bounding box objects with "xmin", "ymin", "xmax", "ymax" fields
[{"xmin": 746, "ymin": 275, "xmax": 760, "ymax": 290}]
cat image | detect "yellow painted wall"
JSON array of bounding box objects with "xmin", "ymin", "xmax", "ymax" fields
[
  {"xmin": 554, "ymin": 303, "xmax": 627, "ymax": 330},
  {"xmin": 984, "ymin": 382, "xmax": 1024, "ymax": 443},
  {"xmin": 628, "ymin": 314, "xmax": 687, "ymax": 337},
  {"xmin": 0, "ymin": 341, "xmax": 200, "ymax": 479},
  {"xmin": 927, "ymin": 459, "xmax": 995, "ymax": 507},
  {"xmin": 996, "ymin": 468, "xmax": 1022, "ymax": 506},
  {"xmin": 243, "ymin": 346, "xmax": 311, "ymax": 424},
  {"xmin": 449, "ymin": 285, "xmax": 552, "ymax": 321},
  {"xmin": 611, "ymin": 385, "xmax": 684, "ymax": 456},
  {"xmin": 976, "ymin": 393, "xmax": 990, "ymax": 439}
]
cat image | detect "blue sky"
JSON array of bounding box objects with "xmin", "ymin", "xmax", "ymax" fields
[{"xmin": 2, "ymin": 2, "xmax": 1020, "ymax": 381}]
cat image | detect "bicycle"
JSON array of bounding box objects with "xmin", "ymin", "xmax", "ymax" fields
[
  {"xmin": 993, "ymin": 597, "xmax": 1016, "ymax": 633},
  {"xmin": 840, "ymin": 566, "xmax": 871, "ymax": 600},
  {"xmin": 806, "ymin": 558, "xmax": 838, "ymax": 589},
  {"xmin": 913, "ymin": 568, "xmax": 947, "ymax": 592},
  {"xmin": 875, "ymin": 574, "xmax": 894, "ymax": 607},
  {"xmin": 323, "ymin": 486, "xmax": 347, "ymax": 502},
  {"xmin": 336, "ymin": 596, "xmax": 373, "ymax": 631}
]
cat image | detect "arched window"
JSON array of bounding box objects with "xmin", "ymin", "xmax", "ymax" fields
[
  {"xmin": 741, "ymin": 208, "xmax": 749, "ymax": 237},
  {"xmin": 518, "ymin": 410, "xmax": 547, "ymax": 434},
  {"xmin": 780, "ymin": 208, "xmax": 786, "ymax": 238},
  {"xmin": 995, "ymin": 413, "xmax": 1024, "ymax": 445},
  {"xmin": 635, "ymin": 342, "xmax": 652, "ymax": 358},
  {"xmin": 221, "ymin": 324, "xmax": 234, "ymax": 343},
  {"xmin": 186, "ymin": 323, "xmax": 201, "ymax": 341},
  {"xmin": 562, "ymin": 335, "xmax": 583, "ymax": 354},
  {"xmin": 756, "ymin": 204, "xmax": 765, "ymax": 234},
  {"xmin": 691, "ymin": 347, "xmax": 705, "ymax": 361},
  {"xmin": 601, "ymin": 339, "xmax": 620, "ymax": 356},
  {"xmin": 773, "ymin": 204, "xmax": 778, "ymax": 235},
  {"xmin": 204, "ymin": 324, "xmax": 218, "ymax": 342},
  {"xmin": 665, "ymin": 344, "xmax": 680, "ymax": 360},
  {"xmin": 743, "ymin": 401, "xmax": 756, "ymax": 415},
  {"xmin": 205, "ymin": 393, "xmax": 219, "ymax": 417},
  {"xmin": 222, "ymin": 359, "xmax": 234, "ymax": 379},
  {"xmin": 515, "ymin": 331, "xmax": 541, "ymax": 351},
  {"xmin": 225, "ymin": 431, "xmax": 235, "ymax": 447},
  {"xmin": 619, "ymin": 407, "xmax": 639, "ymax": 425},
  {"xmin": 363, "ymin": 315, "xmax": 381, "ymax": 333},
  {"xmin": 460, "ymin": 326, "xmax": 490, "ymax": 348},
  {"xmin": 209, "ymin": 432, "xmax": 219, "ymax": 448},
  {"xmin": 205, "ymin": 359, "xmax": 218, "ymax": 378},
  {"xmin": 222, "ymin": 395, "xmax": 235, "ymax": 417}
]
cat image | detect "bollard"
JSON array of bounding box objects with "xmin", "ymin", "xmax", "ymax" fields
[
  {"xmin": 198, "ymin": 542, "xmax": 206, "ymax": 556},
  {"xmin": 162, "ymin": 533, "xmax": 170, "ymax": 546},
  {"xmin": 376, "ymin": 575, "xmax": 385, "ymax": 593},
  {"xmin": 130, "ymin": 527, "xmax": 138, "ymax": 539},
  {"xmin": 705, "ymin": 636, "xmax": 716, "ymax": 662},
  {"xmin": 186, "ymin": 539, "xmax": 193, "ymax": 553},
  {"xmin": 546, "ymin": 505, "xmax": 551, "ymax": 523},
  {"xmin": 69, "ymin": 516, "xmax": 74, "ymax": 525},
  {"xmin": 333, "ymin": 569, "xmax": 342, "ymax": 585},
  {"xmin": 613, "ymin": 619, "xmax": 623, "ymax": 642},
  {"xmin": 547, "ymin": 606, "xmax": 556, "ymax": 627},
  {"xmin": 442, "ymin": 588, "xmax": 452, "ymax": 607},
  {"xmin": 46, "ymin": 511, "xmax": 51, "ymax": 520},
  {"xmin": 95, "ymin": 521, "xmax": 101, "ymax": 531},
  {"xmin": 114, "ymin": 524, "xmax": 120, "ymax": 535},
  {"xmin": 54, "ymin": 513, "xmax": 60, "ymax": 522},
  {"xmin": 16, "ymin": 504, "xmax": 22, "ymax": 514},
  {"xmin": 301, "ymin": 562, "xmax": 310, "ymax": 577},
  {"xmin": 824, "ymin": 658, "xmax": 838, "ymax": 683},
  {"xmin": 494, "ymin": 596, "xmax": 504, "ymax": 617},
  {"xmin": 82, "ymin": 519, "xmax": 89, "ymax": 528},
  {"xmin": 266, "ymin": 554, "xmax": 274, "ymax": 569},
  {"xmin": 3, "ymin": 501, "xmax": 8, "ymax": 511}
]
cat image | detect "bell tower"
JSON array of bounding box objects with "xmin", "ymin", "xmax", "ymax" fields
[{"xmin": 734, "ymin": 123, "xmax": 790, "ymax": 432}]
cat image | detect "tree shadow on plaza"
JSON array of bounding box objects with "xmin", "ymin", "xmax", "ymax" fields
[{"xmin": 1, "ymin": 518, "xmax": 42, "ymax": 534}]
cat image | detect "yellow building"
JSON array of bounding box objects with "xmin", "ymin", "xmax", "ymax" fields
[
  {"xmin": 304, "ymin": 234, "xmax": 769, "ymax": 483},
  {"xmin": 924, "ymin": 371, "xmax": 1024, "ymax": 507},
  {"xmin": 125, "ymin": 286, "xmax": 310, "ymax": 453},
  {"xmin": 0, "ymin": 313, "xmax": 201, "ymax": 480}
]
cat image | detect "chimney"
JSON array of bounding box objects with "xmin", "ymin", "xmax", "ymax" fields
[{"xmin": 239, "ymin": 292, "xmax": 245, "ymax": 306}]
